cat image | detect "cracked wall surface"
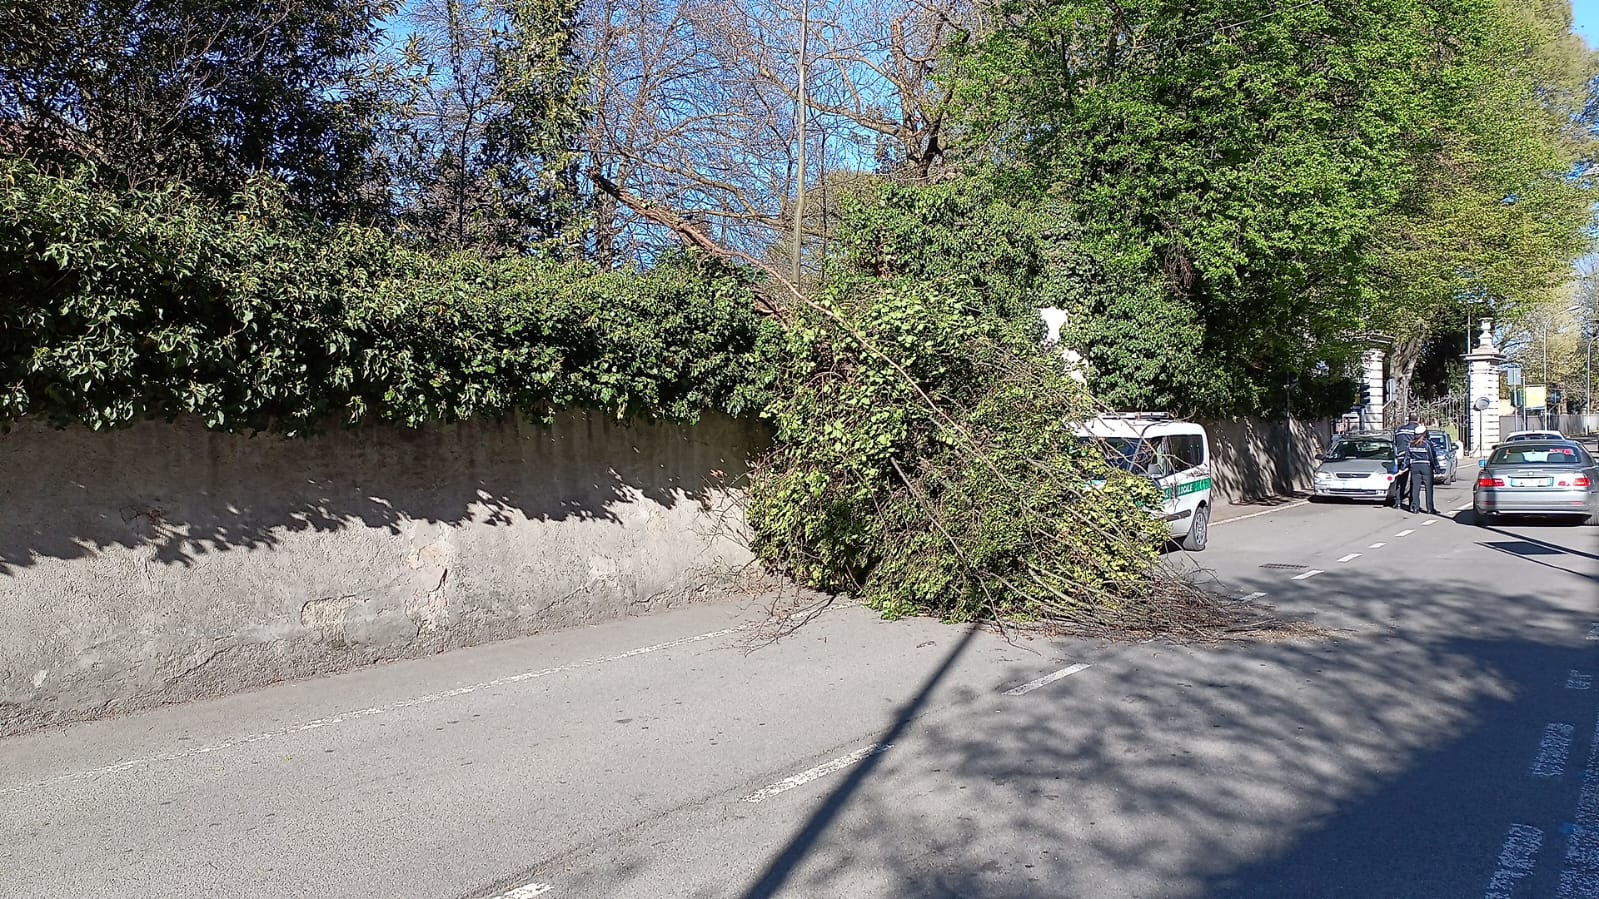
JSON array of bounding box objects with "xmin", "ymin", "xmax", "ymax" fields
[{"xmin": 0, "ymin": 412, "xmax": 766, "ymax": 736}]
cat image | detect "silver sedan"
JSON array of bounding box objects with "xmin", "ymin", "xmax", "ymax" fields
[{"xmin": 1474, "ymin": 441, "xmax": 1599, "ymax": 525}]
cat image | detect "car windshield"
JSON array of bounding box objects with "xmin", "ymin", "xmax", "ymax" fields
[
  {"xmin": 1507, "ymin": 433, "xmax": 1559, "ymax": 442},
  {"xmin": 1489, "ymin": 445, "xmax": 1586, "ymax": 466},
  {"xmin": 1325, "ymin": 440, "xmax": 1393, "ymax": 462}
]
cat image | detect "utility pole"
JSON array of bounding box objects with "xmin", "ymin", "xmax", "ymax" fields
[{"xmin": 791, "ymin": 0, "xmax": 809, "ymax": 287}]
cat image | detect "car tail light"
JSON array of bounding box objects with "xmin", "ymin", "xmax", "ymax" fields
[
  {"xmin": 1479, "ymin": 475, "xmax": 1505, "ymax": 488},
  {"xmin": 1577, "ymin": 477, "xmax": 1592, "ymax": 488}
]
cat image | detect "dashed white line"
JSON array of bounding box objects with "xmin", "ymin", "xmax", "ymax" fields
[
  {"xmin": 1569, "ymin": 671, "xmax": 1593, "ymax": 691},
  {"xmin": 1422, "ymin": 519, "xmax": 1438, "ymax": 526},
  {"xmin": 1369, "ymin": 542, "xmax": 1387, "ymax": 549},
  {"xmin": 1395, "ymin": 529, "xmax": 1415, "ymax": 537},
  {"xmin": 1557, "ymin": 710, "xmax": 1599, "ymax": 896},
  {"xmin": 741, "ymin": 743, "xmax": 893, "ymax": 803},
  {"xmin": 1485, "ymin": 824, "xmax": 1544, "ymax": 899},
  {"xmin": 1003, "ymin": 663, "xmax": 1091, "ymax": 696},
  {"xmin": 488, "ymin": 883, "xmax": 552, "ymax": 899},
  {"xmin": 0, "ymin": 621, "xmax": 762, "ymax": 797},
  {"xmin": 1239, "ymin": 591, "xmax": 1267, "ymax": 602},
  {"xmin": 1337, "ymin": 553, "xmax": 1362, "ymax": 563},
  {"xmin": 1587, "ymin": 623, "xmax": 1599, "ymax": 642},
  {"xmin": 1291, "ymin": 569, "xmax": 1325, "ymax": 580},
  {"xmin": 1532, "ymin": 723, "xmax": 1577, "ymax": 777}
]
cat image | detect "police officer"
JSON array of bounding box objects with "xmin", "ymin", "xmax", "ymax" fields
[
  {"xmin": 1392, "ymin": 414, "xmax": 1422, "ymax": 510},
  {"xmin": 1404, "ymin": 426, "xmax": 1441, "ymax": 515}
]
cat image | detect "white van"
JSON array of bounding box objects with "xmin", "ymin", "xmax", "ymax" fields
[{"xmin": 1074, "ymin": 413, "xmax": 1215, "ymax": 551}]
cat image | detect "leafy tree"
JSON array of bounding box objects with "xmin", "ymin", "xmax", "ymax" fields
[
  {"xmin": 383, "ymin": 0, "xmax": 588, "ymax": 254},
  {"xmin": 0, "ymin": 0, "xmax": 392, "ymax": 221},
  {"xmin": 1366, "ymin": 0, "xmax": 1598, "ymax": 411}
]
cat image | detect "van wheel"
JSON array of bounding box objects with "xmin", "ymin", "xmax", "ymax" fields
[{"xmin": 1182, "ymin": 504, "xmax": 1210, "ymax": 552}]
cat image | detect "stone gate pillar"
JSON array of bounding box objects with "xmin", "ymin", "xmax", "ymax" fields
[
  {"xmin": 1463, "ymin": 319, "xmax": 1506, "ymax": 455},
  {"xmin": 1361, "ymin": 348, "xmax": 1386, "ymax": 429}
]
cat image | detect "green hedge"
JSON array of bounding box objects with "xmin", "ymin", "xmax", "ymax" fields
[{"xmin": 0, "ymin": 160, "xmax": 772, "ymax": 433}]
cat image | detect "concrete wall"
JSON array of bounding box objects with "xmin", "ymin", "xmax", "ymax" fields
[
  {"xmin": 1203, "ymin": 416, "xmax": 1334, "ymax": 505},
  {"xmin": 1, "ymin": 413, "xmax": 765, "ymax": 736}
]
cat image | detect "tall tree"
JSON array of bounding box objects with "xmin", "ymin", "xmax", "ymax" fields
[
  {"xmin": 945, "ymin": 0, "xmax": 1596, "ymax": 417},
  {"xmin": 384, "ymin": 0, "xmax": 587, "ymax": 254},
  {"xmin": 1368, "ymin": 0, "xmax": 1597, "ymax": 414},
  {"xmin": 0, "ymin": 0, "xmax": 392, "ymax": 220}
]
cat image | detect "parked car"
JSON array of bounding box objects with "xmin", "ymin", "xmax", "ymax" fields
[
  {"xmin": 1312, "ymin": 434, "xmax": 1400, "ymax": 504},
  {"xmin": 1427, "ymin": 432, "xmax": 1463, "ymax": 484},
  {"xmin": 1474, "ymin": 440, "xmax": 1599, "ymax": 525},
  {"xmin": 1501, "ymin": 429, "xmax": 1567, "ymax": 445}
]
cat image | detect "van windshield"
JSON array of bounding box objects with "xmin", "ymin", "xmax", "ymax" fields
[{"xmin": 1097, "ymin": 437, "xmax": 1154, "ymax": 473}]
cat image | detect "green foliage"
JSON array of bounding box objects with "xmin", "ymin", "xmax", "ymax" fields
[
  {"xmin": 0, "ymin": 0, "xmax": 391, "ymax": 221},
  {"xmin": 946, "ymin": 0, "xmax": 1595, "ymax": 416},
  {"xmin": 748, "ymin": 188, "xmax": 1173, "ymax": 623},
  {"xmin": 0, "ymin": 159, "xmax": 769, "ymax": 432}
]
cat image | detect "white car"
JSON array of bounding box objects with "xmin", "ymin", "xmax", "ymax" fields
[
  {"xmin": 1075, "ymin": 413, "xmax": 1214, "ymax": 551},
  {"xmin": 1502, "ymin": 429, "xmax": 1566, "ymax": 445}
]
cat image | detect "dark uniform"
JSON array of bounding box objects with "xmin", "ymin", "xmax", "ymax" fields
[
  {"xmin": 1392, "ymin": 422, "xmax": 1421, "ymax": 509},
  {"xmin": 1403, "ymin": 430, "xmax": 1441, "ymax": 514}
]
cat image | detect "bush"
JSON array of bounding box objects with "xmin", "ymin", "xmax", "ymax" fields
[{"xmin": 0, "ymin": 160, "xmax": 771, "ymax": 433}]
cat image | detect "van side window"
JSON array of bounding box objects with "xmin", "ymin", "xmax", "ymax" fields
[{"xmin": 1166, "ymin": 435, "xmax": 1205, "ymax": 472}]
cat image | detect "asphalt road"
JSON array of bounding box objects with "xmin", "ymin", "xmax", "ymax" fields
[{"xmin": 3, "ymin": 477, "xmax": 1596, "ymax": 899}]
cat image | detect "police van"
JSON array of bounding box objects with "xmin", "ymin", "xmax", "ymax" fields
[{"xmin": 1074, "ymin": 413, "xmax": 1215, "ymax": 551}]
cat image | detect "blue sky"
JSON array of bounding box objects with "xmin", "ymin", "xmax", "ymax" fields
[{"xmin": 1576, "ymin": 0, "xmax": 1599, "ymax": 46}]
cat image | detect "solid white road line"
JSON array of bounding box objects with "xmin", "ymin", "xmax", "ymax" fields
[
  {"xmin": 1211, "ymin": 501, "xmax": 1311, "ymax": 525},
  {"xmin": 1003, "ymin": 663, "xmax": 1091, "ymax": 696},
  {"xmin": 1337, "ymin": 553, "xmax": 1361, "ymax": 563},
  {"xmin": 488, "ymin": 883, "xmax": 552, "ymax": 898},
  {"xmin": 1531, "ymin": 722, "xmax": 1577, "ymax": 777},
  {"xmin": 1291, "ymin": 569, "xmax": 1325, "ymax": 580},
  {"xmin": 1484, "ymin": 824, "xmax": 1544, "ymax": 899},
  {"xmin": 1369, "ymin": 542, "xmax": 1387, "ymax": 549},
  {"xmin": 1395, "ymin": 529, "xmax": 1415, "ymax": 537},
  {"xmin": 0, "ymin": 622, "xmax": 763, "ymax": 797},
  {"xmin": 740, "ymin": 743, "xmax": 893, "ymax": 803}
]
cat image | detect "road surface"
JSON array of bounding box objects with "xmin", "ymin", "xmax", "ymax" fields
[{"xmin": 3, "ymin": 476, "xmax": 1596, "ymax": 898}]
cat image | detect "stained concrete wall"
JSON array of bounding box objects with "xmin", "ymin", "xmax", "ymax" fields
[
  {"xmin": 0, "ymin": 413, "xmax": 765, "ymax": 736},
  {"xmin": 1203, "ymin": 416, "xmax": 1334, "ymax": 505}
]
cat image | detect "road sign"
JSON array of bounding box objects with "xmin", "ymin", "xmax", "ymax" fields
[{"xmin": 1525, "ymin": 385, "xmax": 1547, "ymax": 410}]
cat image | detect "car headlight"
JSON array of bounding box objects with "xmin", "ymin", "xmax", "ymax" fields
[{"xmin": 1314, "ymin": 471, "xmax": 1332, "ymax": 481}]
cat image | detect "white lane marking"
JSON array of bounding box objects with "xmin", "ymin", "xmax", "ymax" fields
[
  {"xmin": 1485, "ymin": 824, "xmax": 1544, "ymax": 899},
  {"xmin": 1571, "ymin": 671, "xmax": 1594, "ymax": 691},
  {"xmin": 1532, "ymin": 723, "xmax": 1577, "ymax": 777},
  {"xmin": 489, "ymin": 883, "xmax": 552, "ymax": 898},
  {"xmin": 1395, "ymin": 529, "xmax": 1415, "ymax": 537},
  {"xmin": 1456, "ymin": 502, "xmax": 1475, "ymax": 512},
  {"xmin": 1239, "ymin": 591, "xmax": 1267, "ymax": 602},
  {"xmin": 1003, "ymin": 663, "xmax": 1091, "ymax": 696},
  {"xmin": 1291, "ymin": 569, "xmax": 1325, "ymax": 580},
  {"xmin": 1587, "ymin": 623, "xmax": 1599, "ymax": 642},
  {"xmin": 1337, "ymin": 553, "xmax": 1361, "ymax": 563},
  {"xmin": 1557, "ymin": 710, "xmax": 1599, "ymax": 896},
  {"xmin": 1423, "ymin": 519, "xmax": 1438, "ymax": 526},
  {"xmin": 1211, "ymin": 500, "xmax": 1311, "ymax": 525},
  {"xmin": 0, "ymin": 622, "xmax": 761, "ymax": 797},
  {"xmin": 741, "ymin": 743, "xmax": 892, "ymax": 803},
  {"xmin": 1369, "ymin": 542, "xmax": 1387, "ymax": 549}
]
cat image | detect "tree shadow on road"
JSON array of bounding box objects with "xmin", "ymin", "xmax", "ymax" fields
[{"xmin": 715, "ymin": 563, "xmax": 1599, "ymax": 898}]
